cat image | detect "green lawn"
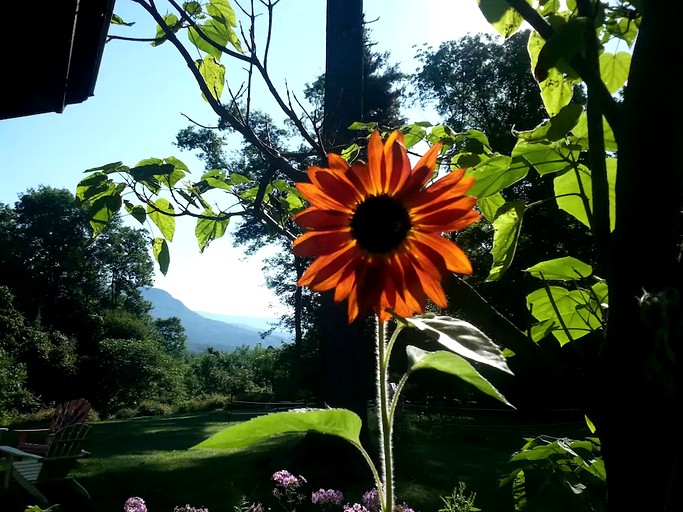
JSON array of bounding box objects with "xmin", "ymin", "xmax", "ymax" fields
[{"xmin": 0, "ymin": 408, "xmax": 588, "ymax": 512}]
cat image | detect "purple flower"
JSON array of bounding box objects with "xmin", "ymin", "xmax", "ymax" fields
[
  {"xmin": 248, "ymin": 503, "xmax": 264, "ymax": 512},
  {"xmin": 124, "ymin": 497, "xmax": 147, "ymax": 512},
  {"xmin": 362, "ymin": 489, "xmax": 380, "ymax": 512},
  {"xmin": 272, "ymin": 469, "xmax": 306, "ymax": 489},
  {"xmin": 311, "ymin": 489, "xmax": 344, "ymax": 505},
  {"xmin": 396, "ymin": 503, "xmax": 415, "ymax": 512},
  {"xmin": 173, "ymin": 506, "xmax": 210, "ymax": 512},
  {"xmin": 343, "ymin": 504, "xmax": 369, "ymax": 512}
]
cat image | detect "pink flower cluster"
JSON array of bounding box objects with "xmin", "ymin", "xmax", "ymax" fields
[
  {"xmin": 311, "ymin": 488, "xmax": 344, "ymax": 506},
  {"xmin": 124, "ymin": 497, "xmax": 147, "ymax": 512}
]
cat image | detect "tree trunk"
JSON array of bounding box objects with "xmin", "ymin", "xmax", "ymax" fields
[
  {"xmin": 599, "ymin": 3, "xmax": 683, "ymax": 510},
  {"xmin": 323, "ymin": 0, "xmax": 364, "ymax": 148},
  {"xmin": 319, "ymin": 0, "xmax": 372, "ymax": 418}
]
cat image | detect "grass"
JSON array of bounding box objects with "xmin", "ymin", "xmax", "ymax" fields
[{"xmin": 0, "ymin": 407, "xmax": 589, "ymax": 512}]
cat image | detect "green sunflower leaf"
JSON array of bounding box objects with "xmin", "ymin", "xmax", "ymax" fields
[
  {"xmin": 191, "ymin": 409, "xmax": 362, "ymax": 450},
  {"xmin": 406, "ymin": 345, "xmax": 513, "ymax": 407},
  {"xmin": 404, "ymin": 315, "xmax": 512, "ymax": 374}
]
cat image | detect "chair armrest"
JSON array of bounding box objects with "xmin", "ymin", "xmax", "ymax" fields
[
  {"xmin": 0, "ymin": 445, "xmax": 43, "ymax": 460},
  {"xmin": 14, "ymin": 428, "xmax": 50, "ymax": 446}
]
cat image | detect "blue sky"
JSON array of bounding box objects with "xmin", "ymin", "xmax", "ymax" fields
[{"xmin": 0, "ymin": 0, "xmax": 494, "ymax": 317}]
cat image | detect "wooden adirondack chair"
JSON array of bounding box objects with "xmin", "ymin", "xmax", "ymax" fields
[
  {"xmin": 1, "ymin": 423, "xmax": 91, "ymax": 508},
  {"xmin": 14, "ymin": 398, "xmax": 91, "ymax": 455}
]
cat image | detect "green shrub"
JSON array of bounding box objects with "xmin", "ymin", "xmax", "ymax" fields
[{"xmin": 137, "ymin": 400, "xmax": 175, "ymax": 417}]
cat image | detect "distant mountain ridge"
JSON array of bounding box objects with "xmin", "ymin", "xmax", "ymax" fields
[{"xmin": 141, "ymin": 287, "xmax": 289, "ymax": 352}]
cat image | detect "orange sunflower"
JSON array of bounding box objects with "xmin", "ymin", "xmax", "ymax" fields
[{"xmin": 292, "ymin": 130, "xmax": 481, "ymax": 322}]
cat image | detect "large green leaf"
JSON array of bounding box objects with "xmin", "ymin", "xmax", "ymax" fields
[
  {"xmin": 404, "ymin": 315, "xmax": 512, "ymax": 374},
  {"xmin": 83, "ymin": 161, "xmax": 125, "ymax": 174},
  {"xmin": 599, "ymin": 51, "xmax": 631, "ymax": 93},
  {"xmin": 201, "ymin": 170, "xmax": 233, "ymax": 191},
  {"xmin": 152, "ymin": 238, "xmax": 170, "ymax": 275},
  {"xmin": 526, "ymin": 286, "xmax": 602, "ymax": 345},
  {"xmin": 524, "ymin": 257, "xmax": 593, "ymax": 281},
  {"xmin": 530, "ymin": 319, "xmax": 557, "ymax": 342},
  {"xmin": 192, "ymin": 409, "xmax": 362, "ymax": 450},
  {"xmin": 196, "ymin": 55, "xmax": 225, "ymax": 102},
  {"xmin": 487, "ymin": 200, "xmax": 525, "ymax": 282},
  {"xmin": 605, "ymin": 14, "xmax": 640, "ymax": 47},
  {"xmin": 591, "ymin": 280, "xmax": 609, "ymax": 308},
  {"xmin": 153, "ymin": 14, "xmax": 180, "ymax": 46},
  {"xmin": 87, "ymin": 189, "xmax": 124, "ymax": 237},
  {"xmin": 207, "ymin": 0, "xmax": 242, "ymax": 52},
  {"xmin": 534, "ymin": 17, "xmax": 589, "ymax": 82},
  {"xmin": 76, "ymin": 172, "xmax": 114, "ymax": 203},
  {"xmin": 400, "ymin": 124, "xmax": 427, "ymax": 149},
  {"xmin": 130, "ymin": 160, "xmax": 176, "ymax": 194},
  {"xmin": 188, "ymin": 20, "xmax": 228, "ymax": 60},
  {"xmin": 147, "ymin": 199, "xmax": 176, "ymax": 241},
  {"xmin": 477, "ymin": 193, "xmax": 505, "ymax": 222},
  {"xmin": 465, "ymin": 156, "xmax": 529, "ymax": 198},
  {"xmin": 183, "ymin": 1, "xmax": 202, "ymax": 17},
  {"xmin": 511, "ymin": 140, "xmax": 578, "ymax": 176},
  {"xmin": 572, "ymin": 112, "xmax": 617, "ymax": 151},
  {"xmin": 476, "ymin": 0, "xmax": 529, "ymax": 38},
  {"xmin": 406, "ymin": 346, "xmax": 513, "ymax": 407},
  {"xmin": 514, "ymin": 103, "xmax": 583, "ymax": 143},
  {"xmin": 207, "ymin": 0, "xmax": 237, "ymax": 26},
  {"xmin": 528, "ymin": 32, "xmax": 577, "ymax": 117},
  {"xmin": 77, "ymin": 174, "xmax": 125, "ymax": 236},
  {"xmin": 195, "ymin": 209, "xmax": 229, "ymax": 253},
  {"xmin": 554, "ymin": 165, "xmax": 592, "ymax": 228},
  {"xmin": 554, "ymin": 160, "xmax": 616, "ymax": 231},
  {"xmin": 540, "ymin": 68, "xmax": 576, "ymax": 117},
  {"xmin": 124, "ymin": 200, "xmax": 146, "ymax": 225}
]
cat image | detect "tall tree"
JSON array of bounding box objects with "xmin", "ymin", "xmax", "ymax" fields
[
  {"xmin": 413, "ymin": 31, "xmax": 547, "ymax": 153},
  {"xmin": 7, "ymin": 187, "xmax": 102, "ymax": 337},
  {"xmin": 94, "ymin": 218, "xmax": 154, "ymax": 313}
]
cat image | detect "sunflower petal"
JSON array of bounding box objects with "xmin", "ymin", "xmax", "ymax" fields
[
  {"xmin": 309, "ymin": 168, "xmax": 362, "ymax": 207},
  {"xmin": 293, "ymin": 207, "xmax": 350, "ymax": 230},
  {"xmin": 412, "ymin": 200, "xmax": 481, "ymax": 232},
  {"xmin": 346, "ymin": 283, "xmax": 360, "ymax": 323},
  {"xmin": 297, "ymin": 182, "xmax": 350, "ymax": 212},
  {"xmin": 404, "ymin": 169, "xmax": 474, "ymax": 210},
  {"xmin": 413, "ymin": 233, "xmax": 473, "ymax": 275},
  {"xmin": 334, "ymin": 265, "xmax": 357, "ymax": 303},
  {"xmin": 298, "ymin": 245, "xmax": 356, "ymax": 287},
  {"xmin": 293, "ymin": 230, "xmax": 352, "ymax": 257},
  {"xmin": 386, "ymin": 134, "xmax": 411, "ymax": 196},
  {"xmin": 346, "ymin": 161, "xmax": 374, "ymax": 196},
  {"xmin": 328, "ymin": 153, "xmax": 350, "ymax": 172},
  {"xmin": 367, "ymin": 131, "xmax": 384, "ymax": 195}
]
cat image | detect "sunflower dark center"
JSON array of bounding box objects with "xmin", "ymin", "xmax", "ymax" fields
[{"xmin": 350, "ymin": 194, "xmax": 411, "ymax": 254}]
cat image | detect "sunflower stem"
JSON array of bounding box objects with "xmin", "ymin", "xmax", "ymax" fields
[{"xmin": 376, "ymin": 318, "xmax": 394, "ymax": 512}]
